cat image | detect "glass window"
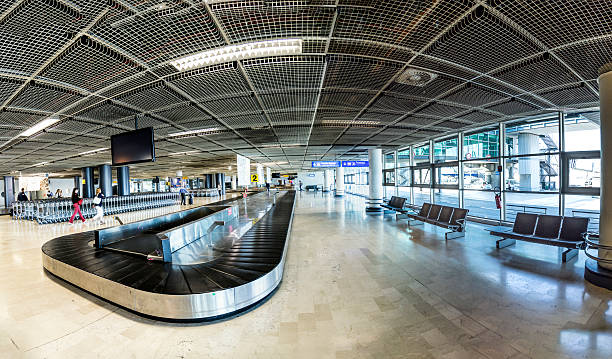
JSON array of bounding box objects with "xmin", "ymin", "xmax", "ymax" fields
[
  {"xmin": 397, "ymin": 167, "xmax": 410, "ymax": 186},
  {"xmin": 384, "ymin": 152, "xmax": 395, "ymax": 169},
  {"xmin": 505, "ymin": 192, "xmax": 559, "ymax": 222},
  {"xmin": 398, "ymin": 186, "xmax": 411, "ymax": 202},
  {"xmin": 463, "ymin": 190, "xmax": 499, "ymax": 220},
  {"xmin": 360, "ymin": 171, "xmax": 369, "ymax": 185},
  {"xmin": 433, "ymin": 189, "xmax": 459, "ymax": 207},
  {"xmin": 434, "ymin": 137, "xmax": 458, "ymax": 163},
  {"xmin": 413, "ymin": 188, "xmax": 430, "ymax": 206},
  {"xmin": 505, "ymin": 155, "xmax": 559, "ymax": 192},
  {"xmin": 397, "ymin": 148, "xmax": 410, "ymax": 167},
  {"xmin": 383, "ymin": 170, "xmax": 395, "ymax": 186},
  {"xmin": 564, "ymin": 111, "xmax": 600, "ymax": 152},
  {"xmin": 564, "ymin": 194, "xmax": 599, "ymax": 232},
  {"xmin": 463, "ymin": 160, "xmax": 500, "ymax": 190},
  {"xmin": 413, "ymin": 144, "xmax": 430, "ymax": 165},
  {"xmin": 505, "ymin": 116, "xmax": 559, "ymax": 156},
  {"xmin": 384, "ymin": 185, "xmax": 396, "ymax": 198},
  {"xmin": 413, "ymin": 167, "xmax": 431, "ymax": 185},
  {"xmin": 463, "ymin": 128, "xmax": 499, "ymax": 160},
  {"xmin": 568, "ymin": 158, "xmax": 600, "ymax": 188},
  {"xmin": 435, "ymin": 166, "xmax": 459, "ymax": 186}
]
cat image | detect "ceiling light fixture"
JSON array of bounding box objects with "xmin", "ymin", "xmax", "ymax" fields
[
  {"xmin": 168, "ymin": 127, "xmax": 221, "ymax": 137},
  {"xmin": 33, "ymin": 162, "xmax": 48, "ymax": 167},
  {"xmin": 78, "ymin": 147, "xmax": 109, "ymax": 156},
  {"xmin": 18, "ymin": 117, "xmax": 60, "ymax": 137},
  {"xmin": 321, "ymin": 120, "xmax": 381, "ymax": 127},
  {"xmin": 170, "ymin": 39, "xmax": 303, "ymax": 71}
]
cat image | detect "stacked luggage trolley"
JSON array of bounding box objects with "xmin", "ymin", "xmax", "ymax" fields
[{"xmin": 13, "ymin": 192, "xmax": 180, "ymax": 224}]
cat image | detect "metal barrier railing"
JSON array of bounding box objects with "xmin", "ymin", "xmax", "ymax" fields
[
  {"xmin": 581, "ymin": 233, "xmax": 612, "ymax": 264},
  {"xmin": 12, "ymin": 192, "xmax": 180, "ymax": 224}
]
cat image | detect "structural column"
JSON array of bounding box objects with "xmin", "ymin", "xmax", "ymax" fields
[
  {"xmin": 366, "ymin": 148, "xmax": 384, "ymax": 212},
  {"xmin": 3, "ymin": 176, "xmax": 15, "ymax": 208},
  {"xmin": 335, "ymin": 166, "xmax": 344, "ymax": 196},
  {"xmin": 81, "ymin": 167, "xmax": 95, "ymax": 198},
  {"xmin": 116, "ymin": 166, "xmax": 130, "ymax": 196},
  {"xmin": 585, "ymin": 63, "xmax": 612, "ymax": 289},
  {"xmin": 323, "ymin": 170, "xmax": 332, "ymax": 192},
  {"xmin": 98, "ymin": 164, "xmax": 112, "ymax": 197}
]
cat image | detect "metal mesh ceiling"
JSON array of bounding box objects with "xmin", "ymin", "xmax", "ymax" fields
[{"xmin": 0, "ymin": 0, "xmax": 606, "ymax": 175}]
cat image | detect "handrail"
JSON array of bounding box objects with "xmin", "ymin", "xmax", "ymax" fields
[{"xmin": 581, "ymin": 232, "xmax": 612, "ymax": 264}]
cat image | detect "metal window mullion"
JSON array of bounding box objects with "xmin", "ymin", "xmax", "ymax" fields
[
  {"xmin": 429, "ymin": 139, "xmax": 434, "ymax": 203},
  {"xmin": 499, "ymin": 122, "xmax": 507, "ymax": 221},
  {"xmin": 559, "ymin": 111, "xmax": 565, "ymax": 216},
  {"xmin": 458, "ymin": 132, "xmax": 464, "ymax": 208}
]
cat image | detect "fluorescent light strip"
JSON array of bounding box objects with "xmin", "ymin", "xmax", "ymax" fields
[
  {"xmin": 33, "ymin": 162, "xmax": 48, "ymax": 167},
  {"xmin": 170, "ymin": 39, "xmax": 303, "ymax": 71},
  {"xmin": 19, "ymin": 117, "xmax": 60, "ymax": 137},
  {"xmin": 168, "ymin": 127, "xmax": 221, "ymax": 137},
  {"xmin": 321, "ymin": 120, "xmax": 381, "ymax": 127},
  {"xmin": 78, "ymin": 147, "xmax": 109, "ymax": 156}
]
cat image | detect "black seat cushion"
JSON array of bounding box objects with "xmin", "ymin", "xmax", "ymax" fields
[
  {"xmin": 394, "ymin": 197, "xmax": 406, "ymax": 209},
  {"xmin": 388, "ymin": 196, "xmax": 399, "ymax": 208},
  {"xmin": 427, "ymin": 205, "xmax": 442, "ymax": 220},
  {"xmin": 559, "ymin": 216, "xmax": 590, "ymax": 242},
  {"xmin": 450, "ymin": 208, "xmax": 468, "ymax": 226},
  {"xmin": 512, "ymin": 213, "xmax": 538, "ymax": 235},
  {"xmin": 418, "ymin": 203, "xmax": 431, "ymax": 217},
  {"xmin": 438, "ymin": 206, "xmax": 453, "ymax": 223},
  {"xmin": 534, "ymin": 215, "xmax": 563, "ymax": 239}
]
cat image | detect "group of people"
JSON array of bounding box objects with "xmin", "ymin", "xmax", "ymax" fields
[
  {"xmin": 68, "ymin": 187, "xmax": 106, "ymax": 224},
  {"xmin": 17, "ymin": 187, "xmax": 106, "ymax": 224}
]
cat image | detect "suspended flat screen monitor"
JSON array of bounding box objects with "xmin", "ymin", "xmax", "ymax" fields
[{"xmin": 111, "ymin": 127, "xmax": 156, "ymax": 166}]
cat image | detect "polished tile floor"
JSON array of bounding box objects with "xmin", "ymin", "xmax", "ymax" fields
[{"xmin": 1, "ymin": 191, "xmax": 612, "ymax": 358}]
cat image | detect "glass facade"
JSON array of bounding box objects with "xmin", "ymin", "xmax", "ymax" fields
[{"xmin": 380, "ymin": 110, "xmax": 600, "ymax": 225}]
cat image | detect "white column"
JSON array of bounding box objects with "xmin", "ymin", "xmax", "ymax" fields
[
  {"xmin": 256, "ymin": 164, "xmax": 264, "ymax": 186},
  {"xmin": 266, "ymin": 167, "xmax": 272, "ymax": 183},
  {"xmin": 366, "ymin": 148, "xmax": 383, "ymax": 212},
  {"xmin": 335, "ymin": 166, "xmax": 344, "ymax": 196},
  {"xmin": 231, "ymin": 175, "xmax": 237, "ymax": 190},
  {"xmin": 599, "ymin": 64, "xmax": 612, "ymax": 270},
  {"xmin": 323, "ymin": 170, "xmax": 331, "ymax": 192}
]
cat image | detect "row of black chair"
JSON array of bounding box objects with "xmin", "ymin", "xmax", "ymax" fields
[{"xmin": 489, "ymin": 213, "xmax": 589, "ymax": 262}]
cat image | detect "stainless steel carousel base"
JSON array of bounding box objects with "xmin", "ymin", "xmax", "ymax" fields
[{"xmin": 42, "ymin": 253, "xmax": 286, "ymax": 320}]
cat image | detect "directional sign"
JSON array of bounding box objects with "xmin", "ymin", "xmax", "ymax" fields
[
  {"xmin": 341, "ymin": 160, "xmax": 369, "ymax": 167},
  {"xmin": 312, "ymin": 161, "xmax": 341, "ymax": 168},
  {"xmin": 251, "ymin": 174, "xmax": 259, "ymax": 182}
]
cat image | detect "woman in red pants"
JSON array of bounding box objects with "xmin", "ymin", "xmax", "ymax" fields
[{"xmin": 69, "ymin": 188, "xmax": 85, "ymax": 223}]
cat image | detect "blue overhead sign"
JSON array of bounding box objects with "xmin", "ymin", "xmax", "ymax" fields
[
  {"xmin": 311, "ymin": 161, "xmax": 341, "ymax": 168},
  {"xmin": 341, "ymin": 161, "xmax": 369, "ymax": 167}
]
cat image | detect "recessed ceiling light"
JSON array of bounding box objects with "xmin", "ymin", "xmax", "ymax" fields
[
  {"xmin": 170, "ymin": 39, "xmax": 303, "ymax": 71},
  {"xmin": 18, "ymin": 117, "xmax": 60, "ymax": 137}
]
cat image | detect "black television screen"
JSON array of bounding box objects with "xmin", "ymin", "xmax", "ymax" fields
[{"xmin": 111, "ymin": 127, "xmax": 156, "ymax": 166}]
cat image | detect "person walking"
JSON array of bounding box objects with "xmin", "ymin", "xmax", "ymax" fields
[
  {"xmin": 17, "ymin": 188, "xmax": 28, "ymax": 202},
  {"xmin": 179, "ymin": 186, "xmax": 188, "ymax": 205},
  {"xmin": 69, "ymin": 188, "xmax": 85, "ymax": 223},
  {"xmin": 55, "ymin": 189, "xmax": 63, "ymax": 198},
  {"xmin": 265, "ymin": 181, "xmax": 270, "ymax": 193},
  {"xmin": 92, "ymin": 188, "xmax": 105, "ymax": 225},
  {"xmin": 298, "ymin": 180, "xmax": 303, "ymax": 191}
]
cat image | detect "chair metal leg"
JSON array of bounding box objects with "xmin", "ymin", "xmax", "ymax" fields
[
  {"xmin": 561, "ymin": 248, "xmax": 578, "ymax": 262},
  {"xmin": 445, "ymin": 231, "xmax": 465, "ymax": 240},
  {"xmin": 496, "ymin": 238, "xmax": 516, "ymax": 249}
]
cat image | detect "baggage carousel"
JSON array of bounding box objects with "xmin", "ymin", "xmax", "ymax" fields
[{"xmin": 42, "ymin": 191, "xmax": 296, "ymax": 321}]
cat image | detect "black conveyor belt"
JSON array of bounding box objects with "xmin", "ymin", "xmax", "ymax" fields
[{"xmin": 42, "ymin": 191, "xmax": 295, "ymax": 295}]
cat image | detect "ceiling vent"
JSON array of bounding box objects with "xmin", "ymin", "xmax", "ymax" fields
[{"xmin": 395, "ymin": 68, "xmax": 438, "ymax": 87}]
